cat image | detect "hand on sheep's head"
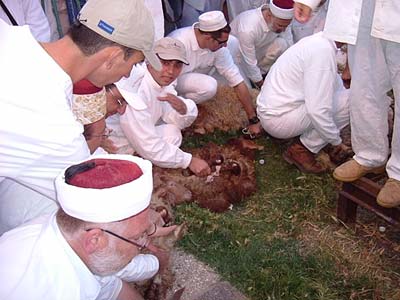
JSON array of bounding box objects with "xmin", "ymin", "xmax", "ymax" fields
[
  {"xmin": 246, "ymin": 123, "xmax": 263, "ymax": 138},
  {"xmin": 188, "ymin": 157, "xmax": 211, "ymax": 177}
]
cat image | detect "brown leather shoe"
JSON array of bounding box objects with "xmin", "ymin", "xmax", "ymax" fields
[
  {"xmin": 283, "ymin": 141, "xmax": 326, "ymax": 174},
  {"xmin": 333, "ymin": 159, "xmax": 385, "ymax": 182},
  {"xmin": 377, "ymin": 178, "xmax": 400, "ymax": 208}
]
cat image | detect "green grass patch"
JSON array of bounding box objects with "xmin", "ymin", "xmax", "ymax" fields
[{"xmin": 174, "ymin": 131, "xmax": 397, "ymax": 299}]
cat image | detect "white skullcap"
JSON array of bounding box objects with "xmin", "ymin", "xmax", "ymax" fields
[{"xmin": 195, "ymin": 11, "xmax": 227, "ymax": 32}]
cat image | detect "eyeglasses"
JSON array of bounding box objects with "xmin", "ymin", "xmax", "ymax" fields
[
  {"xmin": 212, "ymin": 36, "xmax": 228, "ymax": 45},
  {"xmin": 108, "ymin": 88, "xmax": 125, "ymax": 107},
  {"xmin": 85, "ymin": 223, "xmax": 157, "ymax": 251}
]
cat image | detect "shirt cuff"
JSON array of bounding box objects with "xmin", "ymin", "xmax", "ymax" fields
[
  {"xmin": 181, "ymin": 152, "xmax": 193, "ymax": 169},
  {"xmin": 227, "ymin": 73, "xmax": 245, "ymax": 88}
]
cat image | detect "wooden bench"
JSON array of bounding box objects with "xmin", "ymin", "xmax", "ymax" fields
[{"xmin": 337, "ymin": 175, "xmax": 400, "ymax": 227}]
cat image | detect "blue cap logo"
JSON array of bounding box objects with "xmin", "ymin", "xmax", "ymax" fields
[{"xmin": 98, "ymin": 20, "xmax": 114, "ymax": 34}]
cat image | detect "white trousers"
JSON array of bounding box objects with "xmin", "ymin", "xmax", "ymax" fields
[
  {"xmin": 348, "ymin": 0, "xmax": 400, "ymax": 181},
  {"xmin": 259, "ymin": 84, "xmax": 350, "ymax": 153},
  {"xmin": 176, "ymin": 72, "xmax": 218, "ymax": 104}
]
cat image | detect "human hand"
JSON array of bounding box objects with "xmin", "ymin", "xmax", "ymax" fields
[
  {"xmin": 242, "ymin": 123, "xmax": 263, "ymax": 139},
  {"xmin": 100, "ymin": 137, "xmax": 118, "ymax": 154},
  {"xmin": 248, "ymin": 122, "xmax": 262, "ymax": 136},
  {"xmin": 294, "ymin": 2, "xmax": 313, "ymax": 23},
  {"xmin": 188, "ymin": 157, "xmax": 211, "ymax": 177},
  {"xmin": 158, "ymin": 93, "xmax": 187, "ymax": 115}
]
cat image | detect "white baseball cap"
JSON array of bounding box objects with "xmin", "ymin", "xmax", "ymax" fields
[
  {"xmin": 77, "ymin": 0, "xmax": 161, "ymax": 70},
  {"xmin": 155, "ymin": 37, "xmax": 189, "ymax": 65}
]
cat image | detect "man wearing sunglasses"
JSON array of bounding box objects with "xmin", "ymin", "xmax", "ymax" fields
[
  {"xmin": 169, "ymin": 10, "xmax": 262, "ymax": 137},
  {"xmin": 0, "ymin": 155, "xmax": 167, "ymax": 300}
]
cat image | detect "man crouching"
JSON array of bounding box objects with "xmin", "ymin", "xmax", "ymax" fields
[{"xmin": 0, "ymin": 155, "xmax": 162, "ymax": 300}]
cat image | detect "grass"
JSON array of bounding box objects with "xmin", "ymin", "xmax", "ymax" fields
[{"xmin": 175, "ymin": 130, "xmax": 400, "ymax": 300}]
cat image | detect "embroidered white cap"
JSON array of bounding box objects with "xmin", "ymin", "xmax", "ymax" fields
[
  {"xmin": 270, "ymin": 0, "xmax": 294, "ymax": 20},
  {"xmin": 72, "ymin": 79, "xmax": 106, "ymax": 125},
  {"xmin": 195, "ymin": 11, "xmax": 227, "ymax": 32},
  {"xmin": 55, "ymin": 154, "xmax": 153, "ymax": 223},
  {"xmin": 77, "ymin": 0, "xmax": 161, "ymax": 70}
]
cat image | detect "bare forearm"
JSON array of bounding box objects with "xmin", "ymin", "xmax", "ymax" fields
[{"xmin": 233, "ymin": 82, "xmax": 256, "ymax": 119}]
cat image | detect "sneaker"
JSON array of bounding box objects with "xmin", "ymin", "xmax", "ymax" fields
[
  {"xmin": 333, "ymin": 159, "xmax": 385, "ymax": 182},
  {"xmin": 283, "ymin": 141, "xmax": 326, "ymax": 174},
  {"xmin": 377, "ymin": 178, "xmax": 400, "ymax": 208}
]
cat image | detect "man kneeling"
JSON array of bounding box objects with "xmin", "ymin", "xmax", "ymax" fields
[{"xmin": 257, "ymin": 32, "xmax": 350, "ymax": 174}]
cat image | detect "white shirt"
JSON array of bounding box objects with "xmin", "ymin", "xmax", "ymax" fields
[
  {"xmin": 0, "ymin": 213, "xmax": 118, "ymax": 300},
  {"xmin": 169, "ymin": 26, "xmax": 244, "ymax": 87},
  {"xmin": 0, "ymin": 0, "xmax": 50, "ymax": 42},
  {"xmin": 230, "ymin": 4, "xmax": 293, "ymax": 82},
  {"xmin": 0, "ymin": 211, "xmax": 160, "ymax": 299},
  {"xmin": 257, "ymin": 32, "xmax": 342, "ymax": 146},
  {"xmin": 108, "ymin": 64, "xmax": 197, "ymax": 169},
  {"xmin": 295, "ymin": 0, "xmax": 400, "ymax": 44},
  {"xmin": 0, "ymin": 20, "xmax": 90, "ymax": 199}
]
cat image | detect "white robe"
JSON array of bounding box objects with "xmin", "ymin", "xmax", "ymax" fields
[{"xmin": 257, "ymin": 32, "xmax": 349, "ymax": 153}]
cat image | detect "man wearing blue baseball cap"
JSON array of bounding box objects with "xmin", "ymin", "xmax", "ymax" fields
[{"xmin": 0, "ymin": 0, "xmax": 161, "ymax": 234}]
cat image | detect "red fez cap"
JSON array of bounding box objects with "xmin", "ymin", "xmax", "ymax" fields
[
  {"xmin": 272, "ymin": 0, "xmax": 294, "ymax": 9},
  {"xmin": 55, "ymin": 155, "xmax": 153, "ymax": 223},
  {"xmin": 66, "ymin": 158, "xmax": 143, "ymax": 189},
  {"xmin": 73, "ymin": 79, "xmax": 102, "ymax": 95}
]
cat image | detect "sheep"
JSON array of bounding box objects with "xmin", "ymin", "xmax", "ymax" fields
[
  {"xmin": 185, "ymin": 85, "xmax": 259, "ymax": 135},
  {"xmin": 152, "ymin": 138, "xmax": 262, "ymax": 213}
]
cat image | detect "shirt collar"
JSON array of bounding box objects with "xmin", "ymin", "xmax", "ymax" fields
[{"xmin": 189, "ymin": 25, "xmax": 203, "ymax": 52}]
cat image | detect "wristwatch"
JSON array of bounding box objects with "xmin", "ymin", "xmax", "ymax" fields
[{"xmin": 248, "ymin": 116, "xmax": 260, "ymax": 125}]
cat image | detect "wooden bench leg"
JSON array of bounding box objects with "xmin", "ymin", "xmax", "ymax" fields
[{"xmin": 337, "ymin": 191, "xmax": 358, "ymax": 224}]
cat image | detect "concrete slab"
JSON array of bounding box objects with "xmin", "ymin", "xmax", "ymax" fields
[{"xmin": 169, "ymin": 249, "xmax": 248, "ymax": 300}]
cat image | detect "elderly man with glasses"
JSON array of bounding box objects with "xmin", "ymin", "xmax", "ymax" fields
[{"xmin": 0, "ymin": 155, "xmax": 170, "ymax": 300}]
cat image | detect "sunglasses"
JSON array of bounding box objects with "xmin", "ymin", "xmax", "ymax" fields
[{"xmin": 212, "ymin": 36, "xmax": 228, "ymax": 45}]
